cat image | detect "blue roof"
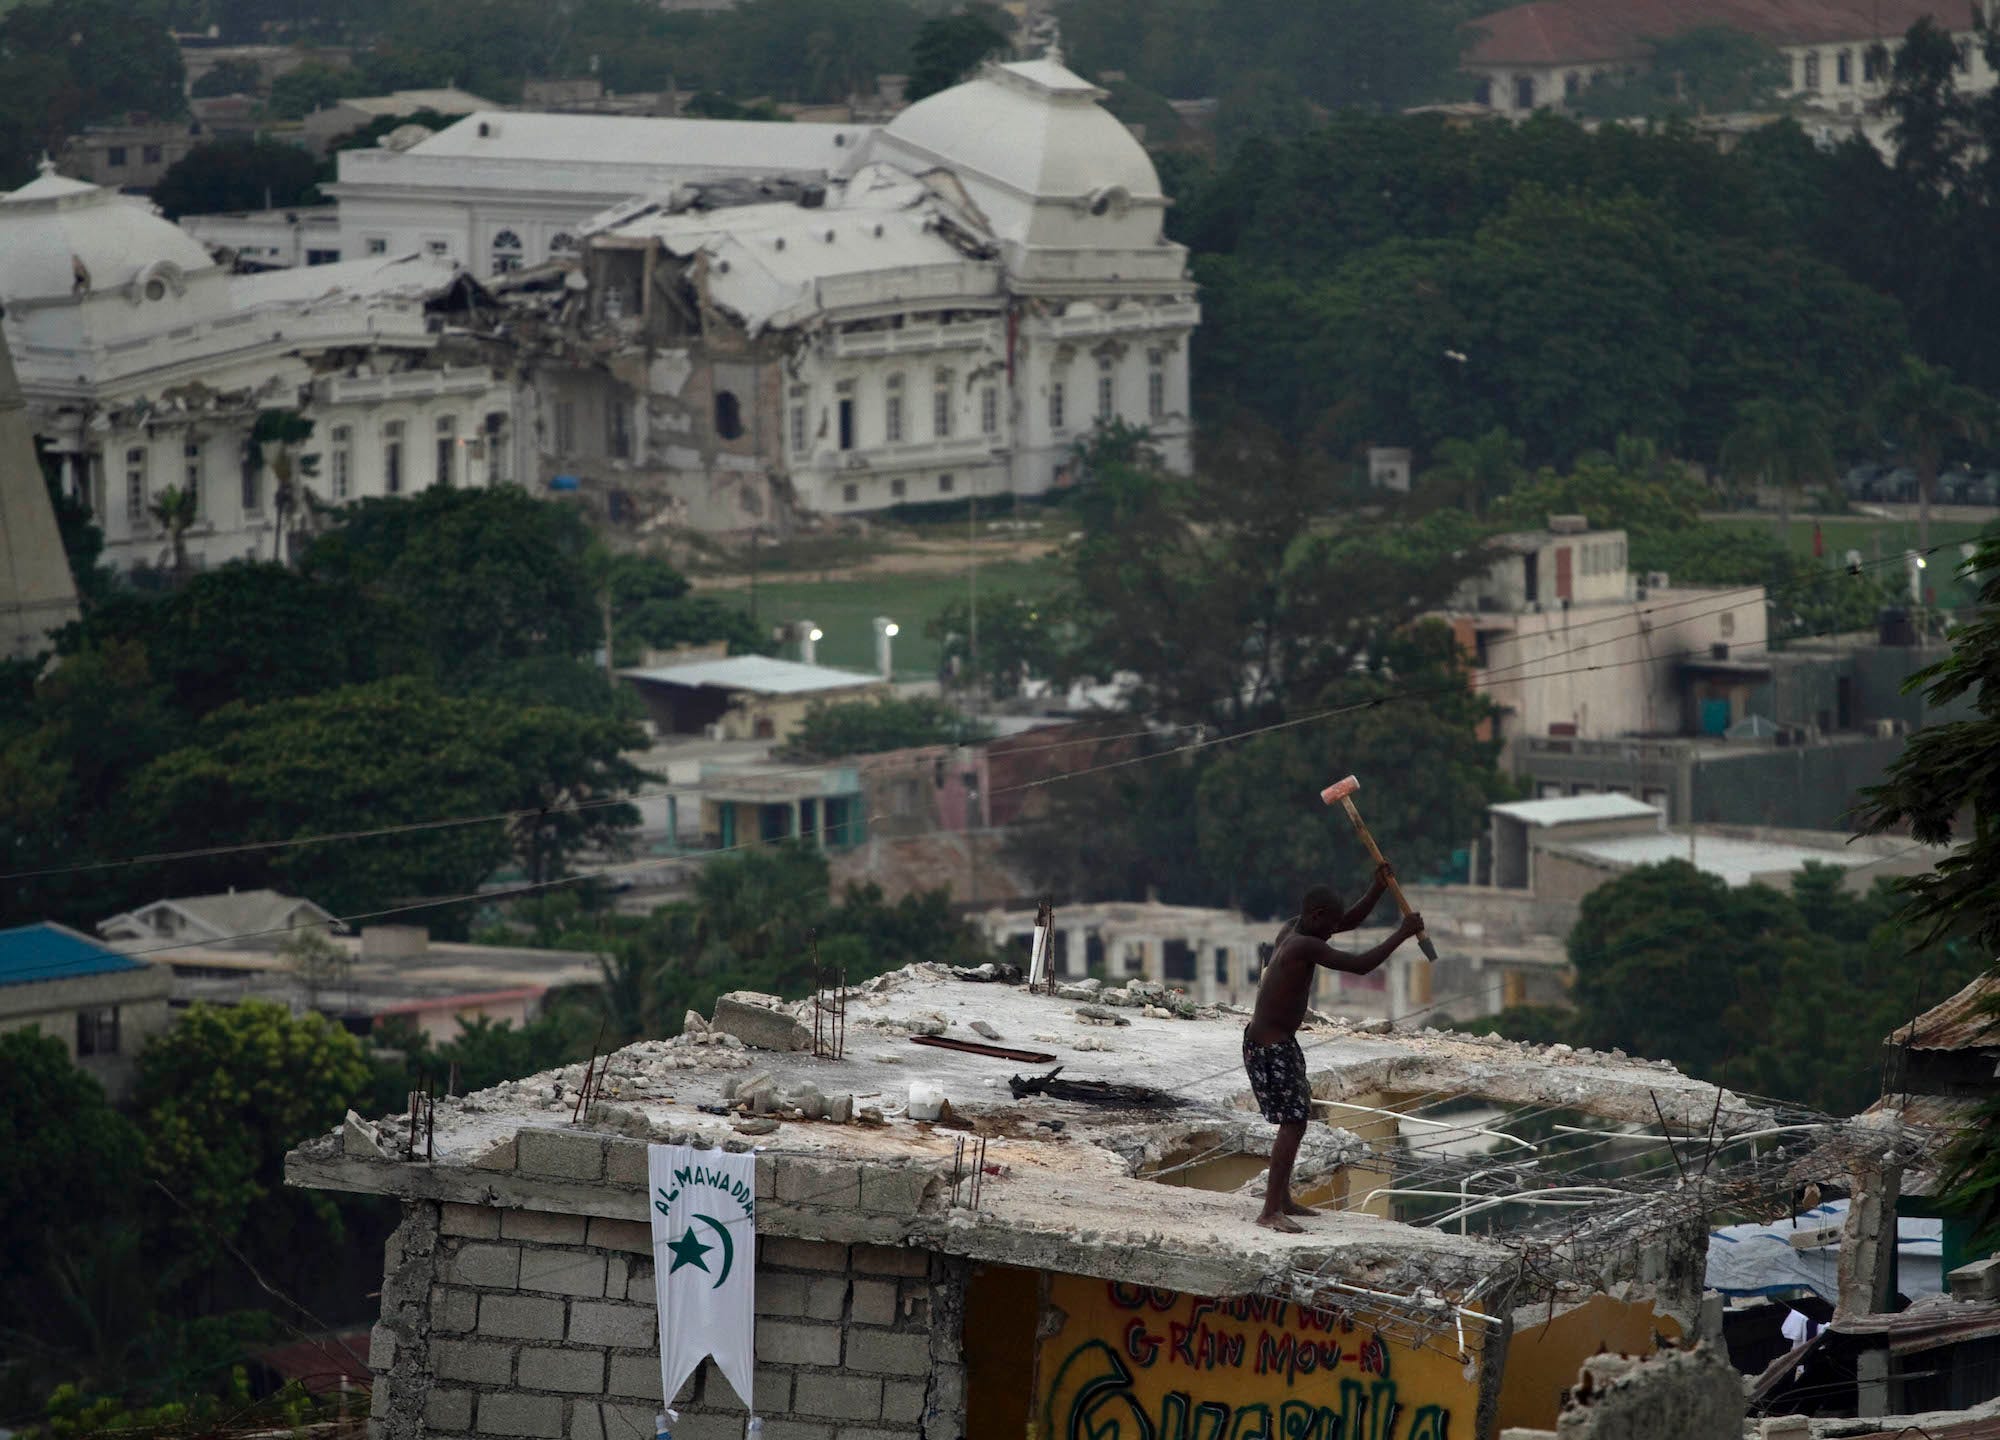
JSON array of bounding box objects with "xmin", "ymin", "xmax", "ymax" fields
[{"xmin": 0, "ymin": 923, "xmax": 150, "ymax": 988}]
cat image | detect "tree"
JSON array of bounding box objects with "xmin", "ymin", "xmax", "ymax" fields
[
  {"xmin": 145, "ymin": 483, "xmax": 197, "ymax": 580},
  {"xmin": 301, "ymin": 487, "xmax": 602, "ymax": 691},
  {"xmin": 191, "ymin": 57, "xmax": 264, "ymax": 98},
  {"xmin": 0, "ymin": 0, "xmax": 185, "ymax": 184},
  {"xmin": 1869, "ymin": 354, "xmax": 1992, "ymax": 553},
  {"xmin": 784, "ymin": 694, "xmax": 987, "ymax": 759},
  {"xmin": 928, "ymin": 592, "xmax": 1071, "ymax": 700},
  {"xmin": 1883, "ymin": 17, "xmax": 1971, "ymax": 193},
  {"xmin": 281, "ymin": 926, "xmax": 349, "ymax": 1009},
  {"xmin": 1572, "ymin": 26, "xmax": 1787, "ymax": 120},
  {"xmin": 151, "ymin": 140, "xmax": 322, "ymax": 220},
  {"xmin": 265, "ymin": 61, "xmax": 355, "ymax": 118},
  {"xmin": 1718, "ymin": 396, "xmax": 1834, "ymax": 535},
  {"xmin": 136, "ymin": 1002, "xmax": 372, "ymax": 1286},
  {"xmin": 1416, "ymin": 427, "xmax": 1526, "ymax": 515},
  {"xmin": 905, "ymin": 6, "xmax": 1008, "ymax": 101}
]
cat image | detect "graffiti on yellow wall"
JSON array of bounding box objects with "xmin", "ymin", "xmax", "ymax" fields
[{"xmin": 1036, "ymin": 1277, "xmax": 1481, "ymax": 1440}]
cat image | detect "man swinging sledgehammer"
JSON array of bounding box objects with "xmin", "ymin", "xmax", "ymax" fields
[{"xmin": 1242, "ymin": 775, "xmax": 1429, "ymax": 1232}]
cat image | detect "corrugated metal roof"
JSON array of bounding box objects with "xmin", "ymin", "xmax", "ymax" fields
[
  {"xmin": 0, "ymin": 922, "xmax": 149, "ymax": 988},
  {"xmin": 1490, "ymin": 794, "xmax": 1661, "ymax": 827},
  {"xmin": 1552, "ymin": 831, "xmax": 1872, "ymax": 887},
  {"xmin": 620, "ymin": 655, "xmax": 881, "ymax": 696},
  {"xmin": 1890, "ymin": 971, "xmax": 2000, "ymax": 1053}
]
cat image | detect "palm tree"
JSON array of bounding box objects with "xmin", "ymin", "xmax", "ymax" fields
[
  {"xmin": 146, "ymin": 483, "xmax": 197, "ymax": 580},
  {"xmin": 252, "ymin": 408, "xmax": 317, "ymax": 562},
  {"xmin": 1422, "ymin": 426, "xmax": 1526, "ymax": 515},
  {"xmin": 1870, "ymin": 355, "xmax": 1993, "ymax": 554},
  {"xmin": 1719, "ymin": 398, "xmax": 1834, "ymax": 539}
]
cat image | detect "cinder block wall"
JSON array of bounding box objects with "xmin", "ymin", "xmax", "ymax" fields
[{"xmin": 364, "ymin": 1135, "xmax": 963, "ymax": 1440}]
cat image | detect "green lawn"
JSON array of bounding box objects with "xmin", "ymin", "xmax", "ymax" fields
[
  {"xmin": 700, "ymin": 559, "xmax": 1063, "ymax": 678},
  {"xmin": 1708, "ymin": 514, "xmax": 2000, "ymax": 609}
]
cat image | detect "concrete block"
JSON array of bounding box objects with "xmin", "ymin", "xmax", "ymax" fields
[
  {"xmin": 1949, "ymin": 1255, "xmax": 2000, "ymax": 1301},
  {"xmin": 571, "ymin": 1400, "xmax": 659, "ymax": 1440},
  {"xmin": 519, "ymin": 1129, "xmax": 608, "ymax": 1181},
  {"xmin": 792, "ymin": 1376, "xmax": 883, "ymax": 1421},
  {"xmin": 1758, "ymin": 1420, "xmax": 1811, "ymax": 1439},
  {"xmin": 434, "ymin": 1339, "xmax": 515, "ymax": 1385},
  {"xmin": 756, "ymin": 1272, "xmax": 811, "ymax": 1317},
  {"xmin": 678, "ymin": 1415, "xmax": 752, "ymax": 1440},
  {"xmin": 712, "ymin": 996, "xmax": 810, "ymax": 1052},
  {"xmin": 474, "ymin": 1136, "xmax": 518, "ymax": 1172},
  {"xmin": 881, "ymin": 1381, "xmax": 927, "ymax": 1424},
  {"xmin": 518, "ymin": 1346, "xmax": 608, "ymax": 1394},
  {"xmin": 521, "ymin": 1249, "xmax": 609, "ymax": 1298},
  {"xmin": 454, "ymin": 1242, "xmax": 523, "ymax": 1289},
  {"xmin": 849, "ymin": 1279, "xmax": 898, "ymax": 1328},
  {"xmin": 756, "ymin": 1165, "xmax": 776, "ymax": 1201},
  {"xmin": 844, "ymin": 1329, "xmax": 931, "ymax": 1376},
  {"xmin": 478, "ymin": 1392, "xmax": 564, "ymax": 1438},
  {"xmin": 756, "ymin": 1319, "xmax": 842, "ymax": 1367},
  {"xmin": 806, "ymin": 1276, "xmax": 849, "ymax": 1321},
  {"xmin": 627, "ymin": 1260, "xmax": 655, "ymax": 1304},
  {"xmin": 759, "ymin": 1422, "xmax": 833, "ymax": 1440},
  {"xmin": 777, "ymin": 1160, "xmax": 861, "ymax": 1209},
  {"xmin": 369, "ymin": 1322, "xmax": 397, "ymax": 1369},
  {"xmin": 850, "ymin": 1245, "xmax": 928, "ymax": 1278},
  {"xmin": 858, "ymin": 1168, "xmax": 933, "ymax": 1217},
  {"xmin": 761, "ymin": 1237, "xmax": 848, "ymax": 1272},
  {"xmin": 837, "ymin": 1428, "xmax": 925, "ymax": 1440},
  {"xmin": 504, "ymin": 1211, "xmax": 591, "ymax": 1246},
  {"xmin": 588, "ymin": 1217, "xmax": 654, "ymax": 1254},
  {"xmin": 481, "ymin": 1293, "xmax": 568, "ymax": 1342},
  {"xmin": 606, "ymin": 1353, "xmax": 665, "ymax": 1401},
  {"xmin": 442, "ymin": 1202, "xmax": 502, "ymax": 1238},
  {"xmin": 606, "ymin": 1139, "xmax": 649, "ymax": 1187},
  {"xmin": 426, "ymin": 1388, "xmax": 475, "ymax": 1431},
  {"xmin": 570, "ymin": 1300, "xmax": 658, "ymax": 1349},
  {"xmin": 702, "ymin": 1367, "xmax": 792, "ymax": 1413},
  {"xmin": 433, "ymin": 1285, "xmax": 481, "ymax": 1334}
]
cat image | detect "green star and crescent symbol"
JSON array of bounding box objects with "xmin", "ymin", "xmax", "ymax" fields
[{"xmin": 666, "ymin": 1213, "xmax": 735, "ymax": 1287}]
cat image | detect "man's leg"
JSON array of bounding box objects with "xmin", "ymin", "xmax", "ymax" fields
[{"xmin": 1259, "ymin": 1121, "xmax": 1307, "ymax": 1232}]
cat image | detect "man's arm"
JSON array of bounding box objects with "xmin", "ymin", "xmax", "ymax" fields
[
  {"xmin": 1309, "ymin": 912, "xmax": 1425, "ymax": 976},
  {"xmin": 1335, "ymin": 863, "xmax": 1395, "ymax": 932}
]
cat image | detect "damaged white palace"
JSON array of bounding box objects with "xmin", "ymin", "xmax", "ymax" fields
[
  {"xmin": 0, "ymin": 53, "xmax": 1198, "ymax": 574},
  {"xmin": 508, "ymin": 55, "xmax": 1198, "ymax": 529}
]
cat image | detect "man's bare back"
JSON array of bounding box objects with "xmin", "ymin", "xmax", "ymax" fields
[{"xmin": 1242, "ymin": 869, "xmax": 1426, "ymax": 1232}]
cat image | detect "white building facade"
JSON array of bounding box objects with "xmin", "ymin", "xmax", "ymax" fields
[
  {"xmin": 508, "ymin": 55, "xmax": 1197, "ymax": 530},
  {"xmin": 0, "ymin": 165, "xmax": 520, "ymax": 575}
]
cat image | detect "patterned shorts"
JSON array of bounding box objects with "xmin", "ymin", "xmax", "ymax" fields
[{"xmin": 1243, "ymin": 1036, "xmax": 1311, "ymax": 1125}]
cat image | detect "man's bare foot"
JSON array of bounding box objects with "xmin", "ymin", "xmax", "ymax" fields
[
  {"xmin": 1256, "ymin": 1212, "xmax": 1305, "ymax": 1233},
  {"xmin": 1283, "ymin": 1200, "xmax": 1320, "ymax": 1218}
]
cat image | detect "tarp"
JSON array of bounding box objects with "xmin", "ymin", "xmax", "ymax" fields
[{"xmin": 1706, "ymin": 1199, "xmax": 1943, "ymax": 1302}]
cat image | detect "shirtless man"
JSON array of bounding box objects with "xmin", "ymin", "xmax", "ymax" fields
[{"xmin": 1243, "ymin": 866, "xmax": 1426, "ymax": 1232}]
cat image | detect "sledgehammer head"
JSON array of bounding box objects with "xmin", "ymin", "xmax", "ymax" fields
[{"xmin": 1320, "ymin": 774, "xmax": 1360, "ymax": 805}]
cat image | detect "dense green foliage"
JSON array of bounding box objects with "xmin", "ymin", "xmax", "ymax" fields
[
  {"xmin": 784, "ymin": 694, "xmax": 989, "ymax": 759},
  {"xmin": 1572, "ymin": 27, "xmax": 1789, "ymax": 120},
  {"xmin": 1469, "ymin": 861, "xmax": 1984, "ymax": 1115},
  {"xmin": 0, "ymin": 0, "xmax": 185, "ymax": 185},
  {"xmin": 152, "ymin": 139, "xmax": 323, "ymax": 218},
  {"xmin": 907, "ymin": 6, "xmax": 1009, "ymax": 100}
]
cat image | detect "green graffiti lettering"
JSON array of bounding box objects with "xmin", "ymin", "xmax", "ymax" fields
[{"xmin": 1405, "ymin": 1408, "xmax": 1448, "ymax": 1440}]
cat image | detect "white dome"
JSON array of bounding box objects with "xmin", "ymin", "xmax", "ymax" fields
[
  {"xmin": 0, "ymin": 165, "xmax": 217, "ymax": 304},
  {"xmin": 873, "ymin": 58, "xmax": 1164, "ymax": 210}
]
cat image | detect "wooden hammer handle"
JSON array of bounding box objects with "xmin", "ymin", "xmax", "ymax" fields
[{"xmin": 1338, "ymin": 795, "xmax": 1438, "ymax": 962}]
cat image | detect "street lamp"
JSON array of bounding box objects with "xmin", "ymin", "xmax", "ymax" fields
[
  {"xmin": 797, "ymin": 620, "xmax": 822, "ymax": 665},
  {"xmin": 873, "ymin": 616, "xmax": 900, "ymax": 679}
]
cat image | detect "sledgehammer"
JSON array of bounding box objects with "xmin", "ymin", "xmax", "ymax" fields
[{"xmin": 1320, "ymin": 774, "xmax": 1438, "ymax": 961}]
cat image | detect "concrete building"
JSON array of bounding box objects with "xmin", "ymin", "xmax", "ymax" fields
[
  {"xmin": 1463, "ymin": 0, "xmax": 1999, "ymax": 120},
  {"xmin": 0, "ymin": 163, "xmax": 521, "ymax": 576},
  {"xmin": 292, "ymin": 962, "xmax": 1823, "ymax": 1439},
  {"xmin": 181, "ymin": 205, "xmax": 343, "ymax": 269},
  {"xmin": 59, "ymin": 119, "xmax": 203, "ymax": 191},
  {"xmin": 620, "ymin": 656, "xmax": 889, "ymax": 744},
  {"xmin": 333, "ymin": 55, "xmax": 1196, "ymax": 526},
  {"xmin": 0, "ymin": 921, "xmax": 173, "ymax": 1100},
  {"xmin": 140, "ymin": 924, "xmax": 603, "ymax": 1043},
  {"xmin": 97, "ymin": 888, "xmax": 340, "ymax": 951},
  {"xmin": 301, "ymin": 89, "xmax": 499, "ymax": 156},
  {"xmin": 1449, "ymin": 519, "xmax": 1765, "ymax": 745}
]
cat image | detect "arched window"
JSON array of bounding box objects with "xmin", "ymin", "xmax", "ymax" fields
[
  {"xmin": 549, "ymin": 232, "xmax": 577, "ymax": 256},
  {"xmin": 490, "ymin": 229, "xmax": 524, "ymax": 274}
]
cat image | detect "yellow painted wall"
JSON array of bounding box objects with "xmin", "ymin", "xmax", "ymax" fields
[
  {"xmin": 1036, "ymin": 1275, "xmax": 1482, "ymax": 1440},
  {"xmin": 1492, "ymin": 1293, "xmax": 1681, "ymax": 1432}
]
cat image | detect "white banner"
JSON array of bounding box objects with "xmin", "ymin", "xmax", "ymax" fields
[{"xmin": 650, "ymin": 1144, "xmax": 757, "ymax": 1411}]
